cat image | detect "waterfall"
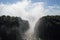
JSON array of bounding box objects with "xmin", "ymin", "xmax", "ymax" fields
[{"xmin": 23, "ymin": 16, "xmax": 43, "ymax": 40}]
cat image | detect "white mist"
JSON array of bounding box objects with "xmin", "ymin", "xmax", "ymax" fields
[{"xmin": 22, "ymin": 15, "xmax": 43, "ymax": 40}]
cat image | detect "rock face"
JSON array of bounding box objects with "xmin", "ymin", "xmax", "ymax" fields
[
  {"xmin": 0, "ymin": 15, "xmax": 29, "ymax": 40},
  {"xmin": 34, "ymin": 16, "xmax": 60, "ymax": 40}
]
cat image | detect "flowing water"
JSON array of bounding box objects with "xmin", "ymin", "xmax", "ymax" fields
[{"xmin": 23, "ymin": 17, "xmax": 42, "ymax": 40}]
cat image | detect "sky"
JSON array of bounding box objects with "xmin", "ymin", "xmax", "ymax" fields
[
  {"xmin": 0, "ymin": 0, "xmax": 60, "ymax": 5},
  {"xmin": 0, "ymin": 0, "xmax": 60, "ymax": 21}
]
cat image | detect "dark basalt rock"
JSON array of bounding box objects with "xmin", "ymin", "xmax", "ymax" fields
[
  {"xmin": 34, "ymin": 15, "xmax": 60, "ymax": 40},
  {"xmin": 0, "ymin": 15, "xmax": 29, "ymax": 40}
]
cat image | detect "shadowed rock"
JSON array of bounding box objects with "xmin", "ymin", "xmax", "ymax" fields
[
  {"xmin": 0, "ymin": 15, "xmax": 29, "ymax": 40},
  {"xmin": 35, "ymin": 15, "xmax": 60, "ymax": 40}
]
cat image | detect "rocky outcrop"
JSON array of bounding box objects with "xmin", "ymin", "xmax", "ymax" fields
[
  {"xmin": 0, "ymin": 15, "xmax": 29, "ymax": 40},
  {"xmin": 34, "ymin": 15, "xmax": 60, "ymax": 40}
]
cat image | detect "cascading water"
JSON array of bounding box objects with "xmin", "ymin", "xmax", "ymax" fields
[{"xmin": 23, "ymin": 16, "xmax": 43, "ymax": 40}]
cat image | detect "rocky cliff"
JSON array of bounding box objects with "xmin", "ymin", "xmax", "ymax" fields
[
  {"xmin": 0, "ymin": 15, "xmax": 29, "ymax": 40},
  {"xmin": 34, "ymin": 15, "xmax": 60, "ymax": 40}
]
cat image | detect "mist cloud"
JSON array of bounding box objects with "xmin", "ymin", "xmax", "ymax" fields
[{"xmin": 0, "ymin": 0, "xmax": 60, "ymax": 22}]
